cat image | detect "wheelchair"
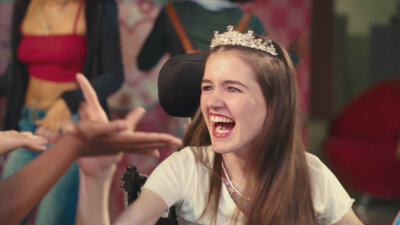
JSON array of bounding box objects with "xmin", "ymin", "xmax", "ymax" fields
[{"xmin": 120, "ymin": 165, "xmax": 178, "ymax": 225}]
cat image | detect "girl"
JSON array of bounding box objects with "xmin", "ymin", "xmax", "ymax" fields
[{"xmin": 82, "ymin": 26, "xmax": 363, "ymax": 225}]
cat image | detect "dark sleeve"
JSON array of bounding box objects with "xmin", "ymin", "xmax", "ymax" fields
[
  {"xmin": 61, "ymin": 0, "xmax": 124, "ymax": 113},
  {"xmin": 137, "ymin": 7, "xmax": 169, "ymax": 71}
]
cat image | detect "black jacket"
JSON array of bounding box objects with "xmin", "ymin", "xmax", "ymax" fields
[{"xmin": 0, "ymin": 0, "xmax": 124, "ymax": 130}]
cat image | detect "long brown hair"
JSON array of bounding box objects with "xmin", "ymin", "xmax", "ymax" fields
[{"xmin": 183, "ymin": 39, "xmax": 318, "ymax": 225}]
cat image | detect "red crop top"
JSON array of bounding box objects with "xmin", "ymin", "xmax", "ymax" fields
[{"xmin": 17, "ymin": 0, "xmax": 87, "ymax": 82}]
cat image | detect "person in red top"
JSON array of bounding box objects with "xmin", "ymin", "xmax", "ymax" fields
[{"xmin": 0, "ymin": 0, "xmax": 124, "ymax": 224}]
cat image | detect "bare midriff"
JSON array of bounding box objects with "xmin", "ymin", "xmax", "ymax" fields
[{"xmin": 25, "ymin": 76, "xmax": 78, "ymax": 109}]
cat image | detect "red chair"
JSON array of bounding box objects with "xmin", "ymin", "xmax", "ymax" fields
[{"xmin": 323, "ymin": 78, "xmax": 400, "ymax": 199}]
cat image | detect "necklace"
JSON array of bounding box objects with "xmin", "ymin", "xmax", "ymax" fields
[
  {"xmin": 221, "ymin": 162, "xmax": 250, "ymax": 207},
  {"xmin": 39, "ymin": 0, "xmax": 69, "ymax": 35}
]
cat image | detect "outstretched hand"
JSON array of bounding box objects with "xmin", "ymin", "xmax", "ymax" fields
[
  {"xmin": 69, "ymin": 73, "xmax": 182, "ymax": 178},
  {"xmin": 0, "ymin": 130, "xmax": 48, "ymax": 154}
]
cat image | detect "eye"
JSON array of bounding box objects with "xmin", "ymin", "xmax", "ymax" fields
[
  {"xmin": 201, "ymin": 85, "xmax": 213, "ymax": 92},
  {"xmin": 227, "ymin": 87, "xmax": 241, "ymax": 93}
]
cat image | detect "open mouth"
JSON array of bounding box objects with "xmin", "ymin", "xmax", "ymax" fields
[{"xmin": 210, "ymin": 114, "xmax": 236, "ymax": 137}]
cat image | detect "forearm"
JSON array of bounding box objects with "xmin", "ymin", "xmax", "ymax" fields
[
  {"xmin": 0, "ymin": 134, "xmax": 82, "ymax": 225},
  {"xmin": 113, "ymin": 189, "xmax": 168, "ymax": 225},
  {"xmin": 333, "ymin": 209, "xmax": 364, "ymax": 225},
  {"xmin": 75, "ymin": 168, "xmax": 115, "ymax": 225}
]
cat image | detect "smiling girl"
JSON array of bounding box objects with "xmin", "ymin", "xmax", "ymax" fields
[{"xmin": 78, "ymin": 26, "xmax": 363, "ymax": 225}]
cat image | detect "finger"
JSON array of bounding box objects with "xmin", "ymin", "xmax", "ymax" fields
[
  {"xmin": 26, "ymin": 136, "xmax": 48, "ymax": 151},
  {"xmin": 30, "ymin": 134, "xmax": 48, "ymax": 143},
  {"xmin": 38, "ymin": 115, "xmax": 54, "ymax": 132},
  {"xmin": 98, "ymin": 134, "xmax": 182, "ymax": 150},
  {"xmin": 90, "ymin": 140, "xmax": 162, "ymax": 156},
  {"xmin": 47, "ymin": 117, "xmax": 59, "ymax": 133},
  {"xmin": 43, "ymin": 129, "xmax": 59, "ymax": 144},
  {"xmin": 34, "ymin": 126, "xmax": 45, "ymax": 137},
  {"xmin": 76, "ymin": 73, "xmax": 102, "ymax": 110},
  {"xmin": 126, "ymin": 149, "xmax": 160, "ymax": 158},
  {"xmin": 78, "ymin": 120, "xmax": 127, "ymax": 137},
  {"xmin": 20, "ymin": 131, "xmax": 33, "ymax": 137},
  {"xmin": 129, "ymin": 132, "xmax": 183, "ymax": 147},
  {"xmin": 124, "ymin": 107, "xmax": 146, "ymax": 130},
  {"xmin": 117, "ymin": 143, "xmax": 178, "ymax": 152},
  {"xmin": 62, "ymin": 121, "xmax": 78, "ymax": 134},
  {"xmin": 113, "ymin": 132, "xmax": 183, "ymax": 148},
  {"xmin": 78, "ymin": 102, "xmax": 91, "ymax": 120},
  {"xmin": 34, "ymin": 127, "xmax": 52, "ymax": 143}
]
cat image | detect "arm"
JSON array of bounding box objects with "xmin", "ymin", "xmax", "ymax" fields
[
  {"xmin": 114, "ymin": 189, "xmax": 168, "ymax": 225},
  {"xmin": 0, "ymin": 111, "xmax": 180, "ymax": 225},
  {"xmin": 75, "ymin": 165, "xmax": 115, "ymax": 225},
  {"xmin": 0, "ymin": 74, "xmax": 181, "ymax": 225},
  {"xmin": 332, "ymin": 209, "xmax": 363, "ymax": 225},
  {"xmin": 0, "ymin": 134, "xmax": 83, "ymax": 225},
  {"xmin": 309, "ymin": 154, "xmax": 363, "ymax": 225},
  {"xmin": 73, "ymin": 73, "xmax": 181, "ymax": 225},
  {"xmin": 137, "ymin": 8, "xmax": 169, "ymax": 71}
]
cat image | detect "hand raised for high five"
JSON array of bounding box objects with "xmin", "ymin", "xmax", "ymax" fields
[
  {"xmin": 73, "ymin": 73, "xmax": 182, "ymax": 225},
  {"xmin": 69, "ymin": 73, "xmax": 181, "ymax": 178},
  {"xmin": 68, "ymin": 73, "xmax": 182, "ymax": 157}
]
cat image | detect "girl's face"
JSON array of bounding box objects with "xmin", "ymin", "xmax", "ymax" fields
[{"xmin": 201, "ymin": 52, "xmax": 267, "ymax": 157}]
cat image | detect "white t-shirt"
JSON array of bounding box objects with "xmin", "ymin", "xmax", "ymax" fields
[{"xmin": 143, "ymin": 146, "xmax": 354, "ymax": 225}]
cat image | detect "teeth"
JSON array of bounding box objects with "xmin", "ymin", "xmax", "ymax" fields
[{"xmin": 210, "ymin": 115, "xmax": 233, "ymax": 123}]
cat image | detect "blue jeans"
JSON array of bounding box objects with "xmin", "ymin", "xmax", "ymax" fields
[{"xmin": 1, "ymin": 105, "xmax": 79, "ymax": 225}]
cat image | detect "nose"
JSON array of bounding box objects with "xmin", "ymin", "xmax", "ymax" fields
[{"xmin": 206, "ymin": 89, "xmax": 224, "ymax": 110}]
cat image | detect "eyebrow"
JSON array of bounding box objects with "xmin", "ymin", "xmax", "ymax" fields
[{"xmin": 201, "ymin": 79, "xmax": 249, "ymax": 90}]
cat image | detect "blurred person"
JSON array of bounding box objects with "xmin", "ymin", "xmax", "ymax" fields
[
  {"xmin": 137, "ymin": 0, "xmax": 265, "ymax": 71},
  {"xmin": 0, "ymin": 0, "xmax": 124, "ymax": 224},
  {"xmin": 137, "ymin": 0, "xmax": 308, "ymax": 71}
]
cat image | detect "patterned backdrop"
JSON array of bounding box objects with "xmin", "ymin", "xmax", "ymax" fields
[{"xmin": 0, "ymin": 0, "xmax": 310, "ymax": 222}]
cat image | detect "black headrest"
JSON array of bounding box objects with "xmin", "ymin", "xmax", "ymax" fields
[{"xmin": 158, "ymin": 52, "xmax": 208, "ymax": 117}]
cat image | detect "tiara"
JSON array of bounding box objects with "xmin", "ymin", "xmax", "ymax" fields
[{"xmin": 210, "ymin": 25, "xmax": 278, "ymax": 56}]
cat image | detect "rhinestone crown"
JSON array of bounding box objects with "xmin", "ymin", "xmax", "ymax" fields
[{"xmin": 210, "ymin": 25, "xmax": 278, "ymax": 56}]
